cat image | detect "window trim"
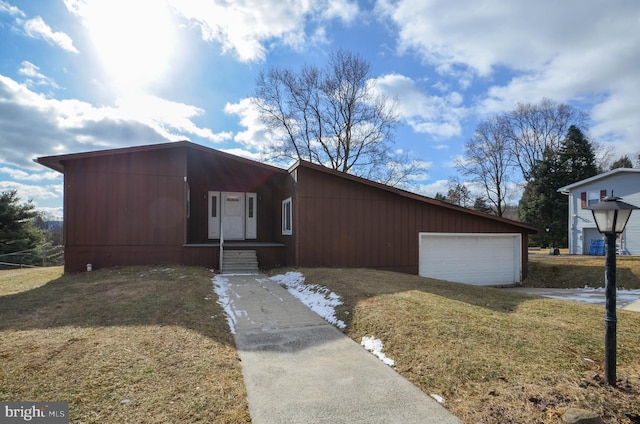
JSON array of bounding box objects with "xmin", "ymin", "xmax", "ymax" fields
[{"xmin": 282, "ymin": 197, "xmax": 292, "ymax": 235}]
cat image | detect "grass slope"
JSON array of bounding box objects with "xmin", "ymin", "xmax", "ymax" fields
[
  {"xmin": 0, "ymin": 266, "xmax": 249, "ymax": 423},
  {"xmin": 300, "ymin": 267, "xmax": 640, "ymax": 424},
  {"xmin": 3, "ymin": 259, "xmax": 639, "ymax": 423}
]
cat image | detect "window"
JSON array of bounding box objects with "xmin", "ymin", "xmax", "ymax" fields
[
  {"xmin": 186, "ymin": 183, "xmax": 191, "ymax": 218},
  {"xmin": 581, "ymin": 190, "xmax": 608, "ymax": 208},
  {"xmin": 587, "ymin": 197, "xmax": 600, "ymax": 207},
  {"xmin": 246, "ymin": 193, "xmax": 257, "ymax": 239},
  {"xmin": 282, "ymin": 197, "xmax": 292, "ymax": 235},
  {"xmin": 211, "ymin": 194, "xmax": 218, "ymax": 217}
]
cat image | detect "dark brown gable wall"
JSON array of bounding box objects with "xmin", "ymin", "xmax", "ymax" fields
[
  {"xmin": 185, "ymin": 148, "xmax": 291, "ymax": 244},
  {"xmin": 294, "ymin": 165, "xmax": 529, "ymax": 275},
  {"xmin": 63, "ymin": 148, "xmax": 187, "ymax": 272}
]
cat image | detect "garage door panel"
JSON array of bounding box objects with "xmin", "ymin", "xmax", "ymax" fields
[{"xmin": 419, "ymin": 233, "xmax": 521, "ymax": 286}]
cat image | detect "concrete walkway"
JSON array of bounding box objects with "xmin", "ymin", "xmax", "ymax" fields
[{"xmin": 217, "ymin": 273, "xmax": 461, "ymax": 424}]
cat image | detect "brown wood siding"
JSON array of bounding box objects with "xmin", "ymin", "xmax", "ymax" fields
[
  {"xmin": 63, "ymin": 148, "xmax": 187, "ymax": 272},
  {"xmin": 186, "ymin": 149, "xmax": 291, "ymax": 244},
  {"xmin": 294, "ymin": 165, "xmax": 532, "ymax": 275},
  {"xmin": 58, "ymin": 144, "xmax": 294, "ymax": 272}
]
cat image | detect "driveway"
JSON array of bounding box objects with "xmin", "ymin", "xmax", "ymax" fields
[{"xmin": 506, "ymin": 287, "xmax": 640, "ymax": 311}]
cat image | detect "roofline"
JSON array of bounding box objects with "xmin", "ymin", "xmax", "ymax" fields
[
  {"xmin": 290, "ymin": 160, "xmax": 540, "ymax": 234},
  {"xmin": 558, "ymin": 168, "xmax": 640, "ymax": 194},
  {"xmin": 35, "ymin": 140, "xmax": 288, "ymax": 175}
]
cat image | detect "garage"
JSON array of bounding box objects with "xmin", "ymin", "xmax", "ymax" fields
[{"xmin": 419, "ymin": 233, "xmax": 522, "ymax": 286}]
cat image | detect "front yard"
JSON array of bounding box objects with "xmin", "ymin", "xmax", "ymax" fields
[
  {"xmin": 0, "ymin": 266, "xmax": 250, "ymax": 423},
  {"xmin": 2, "ymin": 263, "xmax": 639, "ymax": 423}
]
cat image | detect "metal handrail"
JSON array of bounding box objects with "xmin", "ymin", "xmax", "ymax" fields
[{"xmin": 219, "ymin": 220, "xmax": 224, "ymax": 273}]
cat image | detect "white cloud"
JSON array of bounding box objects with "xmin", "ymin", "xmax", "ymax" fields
[
  {"xmin": 377, "ymin": 0, "xmax": 640, "ymax": 154},
  {"xmin": 224, "ymin": 97, "xmax": 283, "ymax": 152},
  {"xmin": 377, "ymin": 0, "xmax": 637, "ymax": 76},
  {"xmin": 414, "ymin": 179, "xmax": 449, "ymax": 198},
  {"xmin": 322, "ymin": 0, "xmax": 359, "ymax": 23},
  {"xmin": 18, "ymin": 61, "xmax": 59, "ymax": 89},
  {"xmin": 371, "ymin": 73, "xmax": 466, "ymax": 138},
  {"xmin": 0, "ymin": 75, "xmax": 228, "ymax": 168},
  {"xmin": 0, "ymin": 180, "xmax": 62, "ymax": 202},
  {"xmin": 169, "ymin": 0, "xmax": 359, "ymax": 62},
  {"xmin": 0, "ymin": 167, "xmax": 60, "ymax": 181},
  {"xmin": 114, "ymin": 94, "xmax": 233, "ymax": 143},
  {"xmin": 0, "ymin": 178, "xmax": 64, "ymax": 220},
  {"xmin": 23, "ymin": 16, "xmax": 79, "ymax": 53},
  {"xmin": 0, "ymin": 0, "xmax": 24, "ymax": 17}
]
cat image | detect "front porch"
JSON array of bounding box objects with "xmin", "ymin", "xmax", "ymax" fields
[{"xmin": 183, "ymin": 146, "xmax": 294, "ymax": 271}]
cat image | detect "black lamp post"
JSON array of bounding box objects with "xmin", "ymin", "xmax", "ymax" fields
[{"xmin": 586, "ymin": 192, "xmax": 639, "ymax": 386}]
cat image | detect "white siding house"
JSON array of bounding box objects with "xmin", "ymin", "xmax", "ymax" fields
[{"xmin": 558, "ymin": 169, "xmax": 640, "ymax": 255}]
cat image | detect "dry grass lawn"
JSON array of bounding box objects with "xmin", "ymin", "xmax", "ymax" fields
[
  {"xmin": 3, "ymin": 258, "xmax": 639, "ymax": 424},
  {"xmin": 527, "ymin": 253, "xmax": 640, "ymax": 289},
  {"xmin": 298, "ymin": 267, "xmax": 640, "ymax": 424},
  {"xmin": 0, "ymin": 266, "xmax": 249, "ymax": 423}
]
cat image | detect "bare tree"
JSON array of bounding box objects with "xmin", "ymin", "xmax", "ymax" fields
[
  {"xmin": 506, "ymin": 98, "xmax": 589, "ymax": 181},
  {"xmin": 253, "ymin": 50, "xmax": 421, "ymax": 186},
  {"xmin": 458, "ymin": 99, "xmax": 591, "ymax": 216},
  {"xmin": 456, "ymin": 115, "xmax": 513, "ymax": 216}
]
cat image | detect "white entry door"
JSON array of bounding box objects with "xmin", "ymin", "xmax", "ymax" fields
[
  {"xmin": 208, "ymin": 191, "xmax": 257, "ymax": 240},
  {"xmin": 221, "ymin": 192, "xmax": 245, "ymax": 240}
]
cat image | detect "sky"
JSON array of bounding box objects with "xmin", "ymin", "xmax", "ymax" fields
[{"xmin": 1, "ymin": 0, "xmax": 639, "ymax": 220}]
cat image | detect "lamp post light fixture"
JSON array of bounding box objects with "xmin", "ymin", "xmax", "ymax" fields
[{"xmin": 586, "ymin": 192, "xmax": 639, "ymax": 386}]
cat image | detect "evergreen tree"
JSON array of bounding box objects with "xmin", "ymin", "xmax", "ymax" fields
[
  {"xmin": 518, "ymin": 150, "xmax": 565, "ymax": 247},
  {"xmin": 0, "ymin": 190, "xmax": 45, "ymax": 264},
  {"xmin": 472, "ymin": 197, "xmax": 494, "ymax": 214},
  {"xmin": 518, "ymin": 126, "xmax": 597, "ymax": 247},
  {"xmin": 434, "ymin": 192, "xmax": 447, "ymax": 202},
  {"xmin": 610, "ymin": 155, "xmax": 633, "ymax": 169},
  {"xmin": 559, "ymin": 125, "xmax": 598, "ymax": 180}
]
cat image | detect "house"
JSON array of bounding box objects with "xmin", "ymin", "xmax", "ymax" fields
[
  {"xmin": 37, "ymin": 141, "xmax": 539, "ymax": 285},
  {"xmin": 558, "ymin": 168, "xmax": 640, "ymax": 255}
]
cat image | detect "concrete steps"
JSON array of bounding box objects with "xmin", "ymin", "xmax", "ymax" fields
[{"xmin": 222, "ymin": 249, "xmax": 259, "ymax": 274}]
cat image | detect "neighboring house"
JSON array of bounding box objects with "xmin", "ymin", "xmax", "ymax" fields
[
  {"xmin": 558, "ymin": 168, "xmax": 640, "ymax": 255},
  {"xmin": 37, "ymin": 141, "xmax": 539, "ymax": 285}
]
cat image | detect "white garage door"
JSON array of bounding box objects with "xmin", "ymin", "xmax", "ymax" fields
[{"xmin": 419, "ymin": 233, "xmax": 522, "ymax": 286}]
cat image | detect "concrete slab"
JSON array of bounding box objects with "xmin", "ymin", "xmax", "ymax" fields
[
  {"xmin": 623, "ymin": 299, "xmax": 640, "ymax": 312},
  {"xmin": 217, "ymin": 274, "xmax": 462, "ymax": 424},
  {"xmin": 505, "ymin": 287, "xmax": 640, "ymax": 310}
]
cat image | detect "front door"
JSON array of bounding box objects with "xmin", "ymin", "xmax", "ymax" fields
[
  {"xmin": 208, "ymin": 191, "xmax": 257, "ymax": 240},
  {"xmin": 221, "ymin": 192, "xmax": 244, "ymax": 240}
]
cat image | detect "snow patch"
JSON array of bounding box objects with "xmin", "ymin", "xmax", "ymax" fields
[
  {"xmin": 270, "ymin": 272, "xmax": 347, "ymax": 329},
  {"xmin": 430, "ymin": 394, "xmax": 445, "ymax": 404},
  {"xmin": 361, "ymin": 336, "xmax": 395, "ymax": 366},
  {"xmin": 211, "ymin": 275, "xmax": 237, "ymax": 334}
]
